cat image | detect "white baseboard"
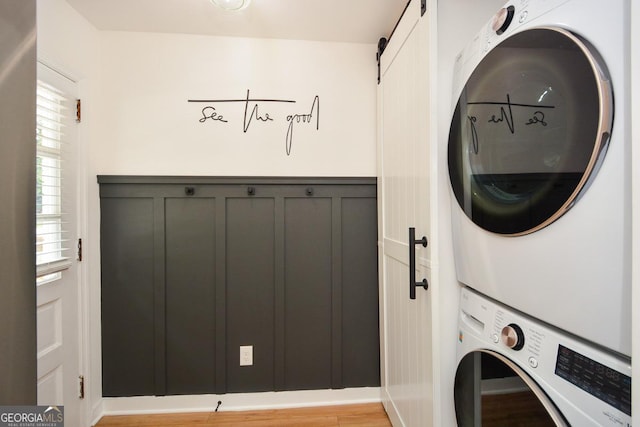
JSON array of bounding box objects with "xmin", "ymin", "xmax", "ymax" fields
[
  {"xmin": 382, "ymin": 387, "xmax": 404, "ymax": 427},
  {"xmin": 90, "ymin": 399, "xmax": 104, "ymax": 427},
  {"xmin": 96, "ymin": 387, "xmax": 381, "ymax": 422}
]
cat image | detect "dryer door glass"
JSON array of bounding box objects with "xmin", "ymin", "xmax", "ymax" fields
[
  {"xmin": 454, "ymin": 351, "xmax": 568, "ymax": 426},
  {"xmin": 448, "ymin": 28, "xmax": 613, "ymax": 235}
]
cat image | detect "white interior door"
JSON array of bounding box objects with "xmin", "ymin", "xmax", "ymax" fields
[
  {"xmin": 36, "ymin": 63, "xmax": 83, "ymax": 426},
  {"xmin": 378, "ymin": 2, "xmax": 433, "ymax": 426}
]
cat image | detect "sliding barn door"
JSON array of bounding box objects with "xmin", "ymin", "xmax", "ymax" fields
[{"xmin": 377, "ymin": 1, "xmax": 433, "ymax": 426}]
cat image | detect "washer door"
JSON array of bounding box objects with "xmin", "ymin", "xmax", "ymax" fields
[
  {"xmin": 448, "ymin": 27, "xmax": 613, "ymax": 235},
  {"xmin": 454, "ymin": 350, "xmax": 567, "ymax": 426}
]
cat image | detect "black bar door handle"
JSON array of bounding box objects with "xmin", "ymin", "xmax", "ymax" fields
[{"xmin": 409, "ymin": 227, "xmax": 429, "ymax": 300}]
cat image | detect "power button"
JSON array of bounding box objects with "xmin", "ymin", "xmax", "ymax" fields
[
  {"xmin": 528, "ymin": 357, "xmax": 539, "ymax": 368},
  {"xmin": 519, "ymin": 10, "xmax": 529, "ymax": 24}
]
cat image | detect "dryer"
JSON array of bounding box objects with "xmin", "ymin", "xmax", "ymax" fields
[
  {"xmin": 447, "ymin": 0, "xmax": 631, "ymax": 356},
  {"xmin": 455, "ymin": 287, "xmax": 631, "ymax": 426}
]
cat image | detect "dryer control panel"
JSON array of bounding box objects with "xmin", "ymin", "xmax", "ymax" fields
[{"xmin": 452, "ymin": 0, "xmax": 574, "ymax": 97}]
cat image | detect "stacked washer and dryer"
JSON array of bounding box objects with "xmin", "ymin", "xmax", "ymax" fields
[{"xmin": 447, "ymin": 0, "xmax": 632, "ymax": 425}]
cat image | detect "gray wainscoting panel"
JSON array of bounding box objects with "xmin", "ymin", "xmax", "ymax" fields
[
  {"xmin": 101, "ymin": 198, "xmax": 156, "ymax": 397},
  {"xmin": 226, "ymin": 197, "xmax": 276, "ymax": 393},
  {"xmin": 165, "ymin": 198, "xmax": 217, "ymax": 394},
  {"xmin": 99, "ymin": 176, "xmax": 379, "ymax": 397},
  {"xmin": 341, "ymin": 197, "xmax": 380, "ymax": 387},
  {"xmin": 284, "ymin": 198, "xmax": 333, "ymax": 391}
]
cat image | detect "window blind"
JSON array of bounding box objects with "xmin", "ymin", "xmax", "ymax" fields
[{"xmin": 36, "ymin": 80, "xmax": 71, "ymax": 276}]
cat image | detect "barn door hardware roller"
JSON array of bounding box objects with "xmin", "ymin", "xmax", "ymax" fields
[
  {"xmin": 376, "ymin": 37, "xmax": 387, "ymax": 84},
  {"xmin": 409, "ymin": 227, "xmax": 428, "ymax": 299}
]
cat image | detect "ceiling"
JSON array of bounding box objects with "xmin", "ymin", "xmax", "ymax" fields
[{"xmin": 64, "ymin": 0, "xmax": 409, "ymax": 44}]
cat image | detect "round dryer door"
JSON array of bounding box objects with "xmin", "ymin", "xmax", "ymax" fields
[
  {"xmin": 448, "ymin": 27, "xmax": 613, "ymax": 235},
  {"xmin": 454, "ymin": 350, "xmax": 568, "ymax": 426}
]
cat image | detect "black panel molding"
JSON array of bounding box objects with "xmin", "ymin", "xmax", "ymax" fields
[{"xmin": 98, "ymin": 175, "xmax": 376, "ymax": 185}]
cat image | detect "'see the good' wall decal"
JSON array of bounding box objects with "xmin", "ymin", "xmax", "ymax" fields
[{"xmin": 188, "ymin": 89, "xmax": 320, "ymax": 156}]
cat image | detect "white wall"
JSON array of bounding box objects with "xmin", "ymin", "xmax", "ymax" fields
[
  {"xmin": 92, "ymin": 32, "xmax": 376, "ymax": 177},
  {"xmin": 39, "ymin": 1, "xmax": 378, "ymax": 424},
  {"xmin": 89, "ymin": 28, "xmax": 376, "ymax": 419},
  {"xmin": 434, "ymin": 1, "xmax": 510, "ymax": 426},
  {"xmin": 37, "ymin": 0, "xmax": 98, "ymax": 79}
]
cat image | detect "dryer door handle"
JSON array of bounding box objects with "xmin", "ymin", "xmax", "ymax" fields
[{"xmin": 409, "ymin": 227, "xmax": 429, "ymax": 299}]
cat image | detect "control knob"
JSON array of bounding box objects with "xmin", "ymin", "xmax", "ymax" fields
[
  {"xmin": 501, "ymin": 323, "xmax": 525, "ymax": 350},
  {"xmin": 492, "ymin": 5, "xmax": 515, "ymax": 35}
]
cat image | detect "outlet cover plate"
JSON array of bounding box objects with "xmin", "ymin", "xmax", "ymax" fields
[{"xmin": 240, "ymin": 345, "xmax": 253, "ymax": 366}]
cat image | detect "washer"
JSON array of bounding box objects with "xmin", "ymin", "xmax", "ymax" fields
[
  {"xmin": 447, "ymin": 0, "xmax": 631, "ymax": 356},
  {"xmin": 455, "ymin": 287, "xmax": 631, "ymax": 426}
]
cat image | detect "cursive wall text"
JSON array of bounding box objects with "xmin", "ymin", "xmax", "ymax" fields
[{"xmin": 188, "ymin": 89, "xmax": 320, "ymax": 156}]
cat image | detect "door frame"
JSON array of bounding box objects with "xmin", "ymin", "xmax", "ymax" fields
[{"xmin": 35, "ymin": 60, "xmax": 90, "ymax": 426}]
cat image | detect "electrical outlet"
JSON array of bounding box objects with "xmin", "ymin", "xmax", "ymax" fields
[{"xmin": 240, "ymin": 345, "xmax": 253, "ymax": 366}]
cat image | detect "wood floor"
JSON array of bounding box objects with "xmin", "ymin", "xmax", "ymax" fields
[{"xmin": 94, "ymin": 403, "xmax": 392, "ymax": 427}]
